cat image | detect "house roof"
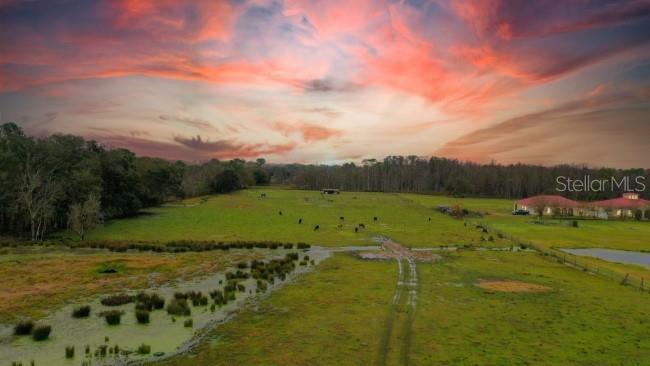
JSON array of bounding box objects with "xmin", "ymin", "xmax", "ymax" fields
[
  {"xmin": 590, "ymin": 197, "xmax": 650, "ymax": 209},
  {"xmin": 516, "ymin": 195, "xmax": 579, "ymax": 207}
]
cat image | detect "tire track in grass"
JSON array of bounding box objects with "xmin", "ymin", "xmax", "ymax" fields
[
  {"xmin": 401, "ymin": 257, "xmax": 417, "ymax": 366},
  {"xmin": 378, "ymin": 256, "xmax": 404, "ymax": 366},
  {"xmin": 377, "ymin": 241, "xmax": 419, "ymax": 366}
]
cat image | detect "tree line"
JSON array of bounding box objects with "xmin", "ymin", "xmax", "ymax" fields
[
  {"xmin": 269, "ymin": 156, "xmax": 650, "ymax": 200},
  {"xmin": 2, "ymin": 123, "xmax": 647, "ymax": 240},
  {"xmin": 0, "ymin": 123, "xmax": 269, "ymax": 240}
]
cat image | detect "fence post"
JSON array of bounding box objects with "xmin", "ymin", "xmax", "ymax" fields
[{"xmin": 621, "ymin": 273, "xmax": 629, "ymax": 286}]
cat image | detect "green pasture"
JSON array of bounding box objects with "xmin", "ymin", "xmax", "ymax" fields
[
  {"xmin": 157, "ymin": 251, "xmax": 650, "ymax": 366},
  {"xmin": 87, "ymin": 188, "xmax": 507, "ymax": 248}
]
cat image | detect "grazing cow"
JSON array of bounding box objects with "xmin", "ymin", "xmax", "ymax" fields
[
  {"xmin": 373, "ymin": 216, "xmax": 378, "ymax": 222},
  {"xmin": 279, "ymin": 211, "xmax": 283, "ymax": 216},
  {"xmin": 314, "ymin": 225, "xmax": 320, "ymax": 231},
  {"xmin": 298, "ymin": 218, "xmax": 303, "ymax": 224},
  {"xmin": 354, "ymin": 227, "xmax": 359, "ymax": 233},
  {"xmin": 358, "ymin": 223, "xmax": 365, "ymax": 229},
  {"xmin": 428, "ymin": 217, "xmax": 431, "ymax": 222},
  {"xmin": 339, "ymin": 216, "xmax": 345, "ymax": 221}
]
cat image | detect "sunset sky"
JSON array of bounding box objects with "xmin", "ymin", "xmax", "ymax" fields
[{"xmin": 1, "ymin": 0, "xmax": 649, "ymax": 167}]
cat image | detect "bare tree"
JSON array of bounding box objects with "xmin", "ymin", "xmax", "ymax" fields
[
  {"xmin": 69, "ymin": 193, "xmax": 101, "ymax": 241},
  {"xmin": 18, "ymin": 162, "xmax": 59, "ymax": 241}
]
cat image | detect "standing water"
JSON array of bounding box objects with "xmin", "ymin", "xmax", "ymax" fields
[{"xmin": 0, "ymin": 247, "xmax": 329, "ymax": 366}]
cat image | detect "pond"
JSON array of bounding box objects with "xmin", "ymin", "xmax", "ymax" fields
[
  {"xmin": 0, "ymin": 247, "xmax": 329, "ymax": 366},
  {"xmin": 560, "ymin": 248, "xmax": 650, "ymax": 268}
]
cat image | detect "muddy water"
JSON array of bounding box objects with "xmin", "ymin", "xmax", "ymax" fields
[
  {"xmin": 0, "ymin": 248, "xmax": 329, "ymax": 366},
  {"xmin": 561, "ymin": 248, "xmax": 650, "ymax": 267}
]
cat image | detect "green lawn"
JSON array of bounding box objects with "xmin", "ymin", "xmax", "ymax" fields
[{"xmin": 88, "ymin": 187, "xmax": 508, "ymax": 248}]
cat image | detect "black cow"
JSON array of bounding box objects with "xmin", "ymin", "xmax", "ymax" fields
[
  {"xmin": 298, "ymin": 218, "xmax": 303, "ymax": 224},
  {"xmin": 314, "ymin": 225, "xmax": 320, "ymax": 231}
]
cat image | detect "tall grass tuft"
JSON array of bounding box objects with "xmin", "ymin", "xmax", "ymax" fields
[
  {"xmin": 14, "ymin": 320, "xmax": 34, "ymax": 335},
  {"xmin": 135, "ymin": 309, "xmax": 150, "ymax": 324},
  {"xmin": 72, "ymin": 305, "xmax": 91, "ymax": 318},
  {"xmin": 32, "ymin": 325, "xmax": 52, "ymax": 341}
]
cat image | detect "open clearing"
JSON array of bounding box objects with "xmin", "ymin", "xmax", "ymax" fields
[
  {"xmin": 4, "ymin": 188, "xmax": 650, "ymax": 365},
  {"xmin": 155, "ymin": 251, "xmax": 650, "ymax": 366},
  {"xmin": 86, "ymin": 188, "xmax": 511, "ymax": 248}
]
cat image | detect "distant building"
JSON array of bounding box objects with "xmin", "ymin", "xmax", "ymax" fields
[
  {"xmin": 321, "ymin": 188, "xmax": 340, "ymax": 195},
  {"xmin": 514, "ymin": 195, "xmax": 579, "ymax": 216},
  {"xmin": 514, "ymin": 193, "xmax": 650, "ymax": 219},
  {"xmin": 590, "ymin": 192, "xmax": 650, "ymax": 219}
]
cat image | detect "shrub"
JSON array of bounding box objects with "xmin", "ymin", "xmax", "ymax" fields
[
  {"xmin": 166, "ymin": 299, "xmax": 191, "ymax": 316},
  {"xmin": 297, "ymin": 243, "xmax": 310, "ymax": 249},
  {"xmin": 32, "ymin": 325, "xmax": 52, "ymax": 341},
  {"xmin": 101, "ymin": 310, "xmax": 122, "ymax": 325},
  {"xmin": 135, "ymin": 292, "xmax": 165, "ymax": 311},
  {"xmin": 101, "ymin": 294, "xmax": 134, "ymax": 306},
  {"xmin": 137, "ymin": 343, "xmax": 151, "ymax": 355},
  {"xmin": 72, "ymin": 305, "xmax": 91, "ymax": 318},
  {"xmin": 572, "ymin": 220, "xmax": 579, "ymax": 228},
  {"xmin": 184, "ymin": 318, "xmax": 193, "ymax": 328},
  {"xmin": 65, "ymin": 345, "xmax": 75, "ymax": 358},
  {"xmin": 14, "ymin": 320, "xmax": 34, "ymax": 335},
  {"xmin": 237, "ymin": 261, "xmax": 248, "ymax": 269},
  {"xmin": 136, "ymin": 309, "xmax": 150, "ymax": 324}
]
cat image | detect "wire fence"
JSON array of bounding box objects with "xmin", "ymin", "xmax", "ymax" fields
[{"xmin": 467, "ymin": 219, "xmax": 650, "ymax": 293}]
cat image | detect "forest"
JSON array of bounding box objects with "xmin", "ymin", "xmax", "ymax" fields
[{"xmin": 1, "ymin": 122, "xmax": 648, "ymax": 240}]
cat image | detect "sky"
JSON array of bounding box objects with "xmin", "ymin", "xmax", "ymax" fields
[{"xmin": 1, "ymin": 0, "xmax": 649, "ymax": 168}]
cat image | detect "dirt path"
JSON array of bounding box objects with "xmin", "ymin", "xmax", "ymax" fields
[{"xmin": 375, "ymin": 240, "xmax": 420, "ymax": 366}]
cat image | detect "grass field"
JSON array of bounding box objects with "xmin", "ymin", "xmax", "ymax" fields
[
  {"xmin": 6, "ymin": 188, "xmax": 650, "ymax": 365},
  {"xmin": 402, "ymin": 193, "xmax": 650, "ymax": 252},
  {"xmin": 157, "ymin": 253, "xmax": 396, "ymax": 366},
  {"xmin": 0, "ymin": 247, "xmax": 263, "ymax": 322},
  {"xmin": 87, "ymin": 188, "xmax": 510, "ymax": 248},
  {"xmin": 155, "ymin": 251, "xmax": 650, "ymax": 366}
]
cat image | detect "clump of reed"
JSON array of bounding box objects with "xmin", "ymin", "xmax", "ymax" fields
[
  {"xmin": 166, "ymin": 298, "xmax": 191, "ymax": 316},
  {"xmin": 72, "ymin": 305, "xmax": 91, "ymax": 318},
  {"xmin": 100, "ymin": 293, "xmax": 134, "ymax": 306},
  {"xmin": 13, "ymin": 320, "xmax": 34, "ymax": 335},
  {"xmin": 32, "ymin": 325, "xmax": 52, "ymax": 341},
  {"xmin": 100, "ymin": 310, "xmax": 123, "ymax": 325},
  {"xmin": 135, "ymin": 309, "xmax": 150, "ymax": 324}
]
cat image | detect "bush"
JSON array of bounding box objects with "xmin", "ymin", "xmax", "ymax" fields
[
  {"xmin": 572, "ymin": 220, "xmax": 579, "ymax": 228},
  {"xmin": 136, "ymin": 309, "xmax": 150, "ymax": 324},
  {"xmin": 101, "ymin": 294, "xmax": 134, "ymax": 306},
  {"xmin": 184, "ymin": 318, "xmax": 193, "ymax": 328},
  {"xmin": 101, "ymin": 310, "xmax": 123, "ymax": 325},
  {"xmin": 135, "ymin": 292, "xmax": 165, "ymax": 311},
  {"xmin": 137, "ymin": 343, "xmax": 151, "ymax": 355},
  {"xmin": 166, "ymin": 299, "xmax": 191, "ymax": 316},
  {"xmin": 14, "ymin": 320, "xmax": 34, "ymax": 335},
  {"xmin": 72, "ymin": 305, "xmax": 91, "ymax": 318},
  {"xmin": 32, "ymin": 325, "xmax": 52, "ymax": 341},
  {"xmin": 65, "ymin": 345, "xmax": 75, "ymax": 358}
]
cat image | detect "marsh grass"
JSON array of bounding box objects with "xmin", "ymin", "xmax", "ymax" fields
[
  {"xmin": 166, "ymin": 299, "xmax": 191, "ymax": 316},
  {"xmin": 135, "ymin": 309, "xmax": 150, "ymax": 324},
  {"xmin": 14, "ymin": 320, "xmax": 34, "ymax": 335},
  {"xmin": 32, "ymin": 325, "xmax": 51, "ymax": 341},
  {"xmin": 101, "ymin": 294, "xmax": 134, "ymax": 306},
  {"xmin": 72, "ymin": 305, "xmax": 91, "ymax": 318},
  {"xmin": 137, "ymin": 343, "xmax": 151, "ymax": 355},
  {"xmin": 100, "ymin": 310, "xmax": 123, "ymax": 325}
]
